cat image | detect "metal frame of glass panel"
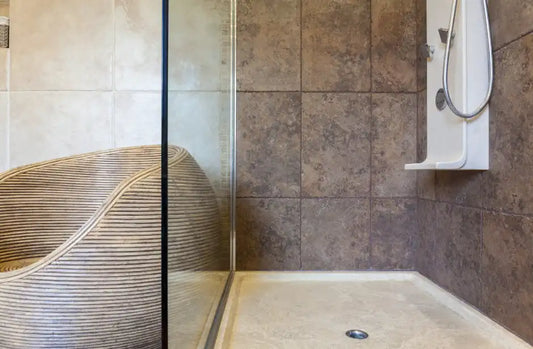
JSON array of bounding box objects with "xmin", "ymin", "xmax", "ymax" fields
[{"xmin": 161, "ymin": 0, "xmax": 236, "ymax": 347}]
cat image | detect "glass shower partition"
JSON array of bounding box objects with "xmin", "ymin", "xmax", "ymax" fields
[{"xmin": 162, "ymin": 0, "xmax": 236, "ymax": 348}]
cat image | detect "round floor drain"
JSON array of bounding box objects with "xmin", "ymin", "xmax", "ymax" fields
[{"xmin": 346, "ymin": 329, "xmax": 369, "ymax": 340}]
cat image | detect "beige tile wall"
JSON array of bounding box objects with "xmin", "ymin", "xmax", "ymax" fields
[
  {"xmin": 0, "ymin": 0, "xmax": 231, "ymax": 194},
  {"xmin": 0, "ymin": 4, "xmax": 6, "ymax": 169},
  {"xmin": 168, "ymin": 91, "xmax": 227, "ymax": 183},
  {"xmin": 115, "ymin": 0, "xmax": 162, "ymax": 91},
  {"xmin": 10, "ymin": 92, "xmax": 114, "ymax": 167},
  {"xmin": 168, "ymin": 0, "xmax": 228, "ymax": 91},
  {"xmin": 0, "ymin": 4, "xmax": 8, "ymax": 17},
  {"xmin": 10, "ymin": 0, "xmax": 114, "ymax": 91},
  {"xmin": 0, "ymin": 0, "xmax": 162, "ymax": 170},
  {"xmin": 0, "ymin": 92, "xmax": 7, "ymax": 170},
  {"xmin": 114, "ymin": 92, "xmax": 161, "ymax": 147},
  {"xmin": 0, "ymin": 48, "xmax": 7, "ymax": 170}
]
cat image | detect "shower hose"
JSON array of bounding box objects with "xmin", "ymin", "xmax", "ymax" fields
[{"xmin": 442, "ymin": 0, "xmax": 494, "ymax": 119}]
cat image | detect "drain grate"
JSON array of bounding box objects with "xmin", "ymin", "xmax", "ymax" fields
[{"xmin": 346, "ymin": 329, "xmax": 369, "ymax": 340}]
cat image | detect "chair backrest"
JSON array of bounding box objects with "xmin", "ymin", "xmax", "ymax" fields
[{"xmin": 0, "ymin": 146, "xmax": 163, "ymax": 264}]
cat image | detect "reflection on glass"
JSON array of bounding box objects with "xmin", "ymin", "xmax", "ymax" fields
[{"xmin": 167, "ymin": 0, "xmax": 233, "ymax": 347}]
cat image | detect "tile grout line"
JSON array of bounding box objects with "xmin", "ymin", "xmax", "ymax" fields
[
  {"xmin": 431, "ymin": 199, "xmax": 437, "ymax": 279},
  {"xmin": 420, "ymin": 196, "xmax": 533, "ymax": 220},
  {"xmin": 299, "ymin": 0, "xmax": 303, "ymax": 271},
  {"xmin": 493, "ymin": 29, "xmax": 533, "ymax": 53},
  {"xmin": 414, "ymin": 0, "xmax": 421, "ymax": 270},
  {"xmin": 238, "ymin": 90, "xmax": 419, "ymax": 94},
  {"xmin": 368, "ymin": 0, "xmax": 374, "ymax": 270},
  {"xmin": 479, "ymin": 206, "xmax": 485, "ymax": 312},
  {"xmin": 8, "ymin": 89, "xmax": 162, "ymax": 93},
  {"xmin": 237, "ymin": 196, "xmax": 419, "ymax": 200}
]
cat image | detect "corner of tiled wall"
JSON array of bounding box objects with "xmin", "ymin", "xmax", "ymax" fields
[
  {"xmin": 415, "ymin": 0, "xmax": 533, "ymax": 344},
  {"xmin": 236, "ymin": 0, "xmax": 419, "ymax": 272}
]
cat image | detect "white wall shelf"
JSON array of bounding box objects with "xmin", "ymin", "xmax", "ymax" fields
[{"xmin": 406, "ymin": 0, "xmax": 490, "ymax": 171}]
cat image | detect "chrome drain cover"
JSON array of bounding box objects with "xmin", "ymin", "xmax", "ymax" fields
[{"xmin": 346, "ymin": 329, "xmax": 369, "ymax": 340}]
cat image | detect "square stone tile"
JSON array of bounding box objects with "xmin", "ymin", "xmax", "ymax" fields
[
  {"xmin": 168, "ymin": 91, "xmax": 229, "ymax": 193},
  {"xmin": 0, "ymin": 49, "xmax": 7, "ymax": 91},
  {"xmin": 484, "ymin": 34, "xmax": 533, "ymax": 215},
  {"xmin": 10, "ymin": 0, "xmax": 114, "ymax": 90},
  {"xmin": 489, "ymin": 0, "xmax": 533, "ymax": 50},
  {"xmin": 371, "ymin": 198, "xmax": 417, "ymax": 270},
  {"xmin": 301, "ymin": 198, "xmax": 370, "ymax": 270},
  {"xmin": 435, "ymin": 171, "xmax": 484, "ymax": 207},
  {"xmin": 169, "ymin": 0, "xmax": 230, "ymax": 91},
  {"xmin": 416, "ymin": 199, "xmax": 436, "ymax": 279},
  {"xmin": 237, "ymin": 0, "xmax": 300, "ymax": 91},
  {"xmin": 115, "ymin": 0, "xmax": 162, "ymax": 90},
  {"xmin": 371, "ymin": 93, "xmax": 417, "ymax": 197},
  {"xmin": 0, "ymin": 92, "xmax": 7, "ymax": 171},
  {"xmin": 417, "ymin": 171, "xmax": 435, "ymax": 200},
  {"xmin": 237, "ymin": 92, "xmax": 301, "ymax": 197},
  {"xmin": 302, "ymin": 93, "xmax": 371, "ymax": 197},
  {"xmin": 236, "ymin": 198, "xmax": 300, "ymax": 270},
  {"xmin": 302, "ymin": 0, "xmax": 371, "ymax": 91},
  {"xmin": 371, "ymin": 0, "xmax": 417, "ymax": 92},
  {"xmin": 114, "ymin": 92, "xmax": 161, "ymax": 147},
  {"xmin": 434, "ymin": 203, "xmax": 482, "ymax": 308},
  {"xmin": 10, "ymin": 92, "xmax": 113, "ymax": 167},
  {"xmin": 417, "ymin": 90, "xmax": 427, "ymax": 162},
  {"xmin": 416, "ymin": 90, "xmax": 435, "ymax": 200},
  {"xmin": 416, "ymin": 0, "xmax": 426, "ymax": 91},
  {"xmin": 481, "ymin": 211, "xmax": 533, "ymax": 344}
]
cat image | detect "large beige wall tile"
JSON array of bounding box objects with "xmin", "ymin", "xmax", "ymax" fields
[
  {"xmin": 0, "ymin": 4, "xmax": 8, "ymax": 17},
  {"xmin": 169, "ymin": 0, "xmax": 229, "ymax": 91},
  {"xmin": 10, "ymin": 0, "xmax": 114, "ymax": 91},
  {"xmin": 10, "ymin": 92, "xmax": 113, "ymax": 167},
  {"xmin": 168, "ymin": 91, "xmax": 228, "ymax": 187},
  {"xmin": 0, "ymin": 92, "xmax": 7, "ymax": 171},
  {"xmin": 0, "ymin": 49, "xmax": 7, "ymax": 91},
  {"xmin": 115, "ymin": 0, "xmax": 162, "ymax": 91},
  {"xmin": 115, "ymin": 92, "xmax": 161, "ymax": 147}
]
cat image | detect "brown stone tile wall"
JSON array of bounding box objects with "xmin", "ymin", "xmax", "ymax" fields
[
  {"xmin": 416, "ymin": 1, "xmax": 533, "ymax": 344},
  {"xmin": 236, "ymin": 0, "xmax": 418, "ymax": 271},
  {"xmin": 236, "ymin": 0, "xmax": 533, "ymax": 343}
]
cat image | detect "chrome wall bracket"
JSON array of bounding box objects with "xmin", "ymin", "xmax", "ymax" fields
[{"xmin": 438, "ymin": 28, "xmax": 455, "ymax": 45}]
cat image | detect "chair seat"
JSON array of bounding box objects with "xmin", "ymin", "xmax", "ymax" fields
[{"xmin": 0, "ymin": 257, "xmax": 41, "ymax": 272}]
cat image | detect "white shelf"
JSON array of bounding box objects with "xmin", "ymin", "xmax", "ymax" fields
[{"xmin": 406, "ymin": 0, "xmax": 489, "ymax": 171}]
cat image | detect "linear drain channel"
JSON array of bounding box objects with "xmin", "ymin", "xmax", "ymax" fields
[{"xmin": 346, "ymin": 329, "xmax": 369, "ymax": 340}]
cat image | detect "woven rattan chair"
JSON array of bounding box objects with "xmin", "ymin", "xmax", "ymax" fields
[{"xmin": 0, "ymin": 145, "xmax": 221, "ymax": 348}]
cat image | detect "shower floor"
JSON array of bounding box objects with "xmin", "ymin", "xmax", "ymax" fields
[
  {"xmin": 169, "ymin": 271, "xmax": 228, "ymax": 349},
  {"xmin": 215, "ymin": 272, "xmax": 531, "ymax": 349}
]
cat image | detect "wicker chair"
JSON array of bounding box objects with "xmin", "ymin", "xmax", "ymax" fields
[{"xmin": 0, "ymin": 145, "xmax": 221, "ymax": 348}]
